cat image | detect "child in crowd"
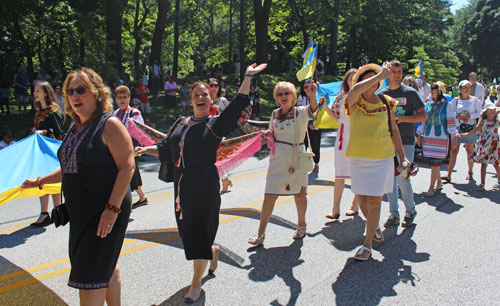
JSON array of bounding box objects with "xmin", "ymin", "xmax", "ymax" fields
[{"xmin": 460, "ymin": 102, "xmax": 500, "ymax": 190}]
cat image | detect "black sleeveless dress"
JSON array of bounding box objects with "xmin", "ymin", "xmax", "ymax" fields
[
  {"xmin": 157, "ymin": 94, "xmax": 251, "ymax": 260},
  {"xmin": 58, "ymin": 113, "xmax": 132, "ymax": 289}
]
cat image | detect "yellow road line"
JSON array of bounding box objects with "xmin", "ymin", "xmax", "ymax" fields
[
  {"xmin": 0, "ymin": 222, "xmax": 32, "ymax": 232},
  {"xmin": 0, "ymin": 180, "xmax": 335, "ymax": 293},
  {"xmin": 0, "ymin": 152, "xmax": 336, "ymax": 291}
]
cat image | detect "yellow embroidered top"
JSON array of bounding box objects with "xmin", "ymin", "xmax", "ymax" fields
[{"xmin": 345, "ymin": 95, "xmax": 398, "ymax": 159}]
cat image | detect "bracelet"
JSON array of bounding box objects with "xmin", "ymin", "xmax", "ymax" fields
[
  {"xmin": 36, "ymin": 177, "xmax": 44, "ymax": 190},
  {"xmin": 244, "ymin": 73, "xmax": 254, "ymax": 79},
  {"xmin": 105, "ymin": 203, "xmax": 121, "ymax": 214}
]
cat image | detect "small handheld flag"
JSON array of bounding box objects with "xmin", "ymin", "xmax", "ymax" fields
[
  {"xmin": 297, "ymin": 42, "xmax": 318, "ymax": 81},
  {"xmin": 415, "ymin": 60, "xmax": 423, "ymax": 79}
]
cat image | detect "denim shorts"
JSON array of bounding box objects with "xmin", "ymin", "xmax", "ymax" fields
[{"xmin": 457, "ymin": 132, "xmax": 477, "ymax": 144}]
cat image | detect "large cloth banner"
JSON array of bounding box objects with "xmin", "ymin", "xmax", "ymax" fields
[{"xmin": 0, "ymin": 134, "xmax": 62, "ymax": 206}]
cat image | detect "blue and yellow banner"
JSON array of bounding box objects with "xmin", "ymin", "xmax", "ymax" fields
[{"xmin": 0, "ymin": 134, "xmax": 61, "ymax": 206}]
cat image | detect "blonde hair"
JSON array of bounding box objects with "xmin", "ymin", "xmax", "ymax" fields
[
  {"xmin": 273, "ymin": 81, "xmax": 297, "ymax": 106},
  {"xmin": 62, "ymin": 68, "xmax": 113, "ymax": 122}
]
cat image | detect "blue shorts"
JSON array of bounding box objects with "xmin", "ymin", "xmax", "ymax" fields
[{"xmin": 458, "ymin": 132, "xmax": 476, "ymax": 144}]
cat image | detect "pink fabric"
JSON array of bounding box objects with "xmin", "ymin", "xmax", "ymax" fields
[
  {"xmin": 127, "ymin": 119, "xmax": 156, "ymax": 147},
  {"xmin": 215, "ymin": 132, "xmax": 264, "ymax": 177},
  {"xmin": 266, "ymin": 133, "xmax": 276, "ymax": 155}
]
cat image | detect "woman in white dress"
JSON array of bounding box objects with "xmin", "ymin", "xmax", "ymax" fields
[
  {"xmin": 248, "ymin": 81, "xmax": 318, "ymax": 245},
  {"xmin": 314, "ymin": 69, "xmax": 360, "ymax": 219}
]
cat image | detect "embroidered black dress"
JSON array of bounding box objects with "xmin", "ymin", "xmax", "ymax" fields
[
  {"xmin": 157, "ymin": 94, "xmax": 250, "ymax": 260},
  {"xmin": 58, "ymin": 113, "xmax": 132, "ymax": 289},
  {"xmin": 33, "ymin": 106, "xmax": 64, "ymax": 140}
]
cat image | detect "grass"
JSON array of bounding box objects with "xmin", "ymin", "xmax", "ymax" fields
[{"xmin": 2, "ymin": 73, "xmax": 343, "ymax": 141}]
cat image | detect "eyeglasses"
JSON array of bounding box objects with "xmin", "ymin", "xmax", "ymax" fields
[
  {"xmin": 277, "ymin": 92, "xmax": 290, "ymax": 97},
  {"xmin": 209, "ymin": 83, "xmax": 219, "ymax": 88},
  {"xmin": 304, "ymin": 86, "xmax": 309, "ymax": 89},
  {"xmin": 431, "ymin": 86, "xmax": 439, "ymax": 90},
  {"xmin": 66, "ymin": 85, "xmax": 87, "ymax": 96},
  {"xmin": 117, "ymin": 95, "xmax": 129, "ymax": 99}
]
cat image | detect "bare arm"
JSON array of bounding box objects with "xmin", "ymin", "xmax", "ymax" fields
[
  {"xmin": 135, "ymin": 145, "xmax": 159, "ymax": 156},
  {"xmin": 238, "ymin": 63, "xmax": 268, "ymax": 95},
  {"xmin": 398, "ymin": 106, "xmax": 426, "ymax": 123},
  {"xmin": 21, "ymin": 168, "xmax": 62, "ymax": 188},
  {"xmin": 460, "ymin": 117, "xmax": 483, "ymax": 137},
  {"xmin": 346, "ymin": 62, "xmax": 391, "ymax": 114},
  {"xmin": 98, "ymin": 117, "xmax": 135, "ymax": 238},
  {"xmin": 389, "ymin": 111, "xmax": 407, "ymax": 164},
  {"xmin": 318, "ymin": 97, "xmax": 339, "ymax": 121},
  {"xmin": 303, "ymin": 81, "xmax": 319, "ymax": 113}
]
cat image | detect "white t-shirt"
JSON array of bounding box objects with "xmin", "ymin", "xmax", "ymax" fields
[
  {"xmin": 453, "ymin": 97, "xmax": 482, "ymax": 126},
  {"xmin": 164, "ymin": 81, "xmax": 177, "ymax": 96},
  {"xmin": 471, "ymin": 82, "xmax": 485, "ymax": 104},
  {"xmin": 297, "ymin": 95, "xmax": 309, "ymax": 106}
]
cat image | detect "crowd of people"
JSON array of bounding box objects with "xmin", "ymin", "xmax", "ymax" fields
[{"xmin": 2, "ymin": 57, "xmax": 496, "ymax": 305}]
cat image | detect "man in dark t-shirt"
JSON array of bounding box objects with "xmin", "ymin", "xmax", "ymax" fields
[{"xmin": 379, "ymin": 60, "xmax": 425, "ymax": 228}]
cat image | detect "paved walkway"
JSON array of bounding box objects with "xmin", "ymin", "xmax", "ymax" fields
[{"xmin": 1, "ymin": 130, "xmax": 499, "ymax": 305}]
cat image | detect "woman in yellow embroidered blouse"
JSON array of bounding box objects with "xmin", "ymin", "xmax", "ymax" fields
[{"xmin": 345, "ymin": 62, "xmax": 409, "ymax": 261}]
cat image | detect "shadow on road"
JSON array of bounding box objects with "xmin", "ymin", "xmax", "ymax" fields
[
  {"xmin": 308, "ymin": 215, "xmax": 366, "ymax": 251},
  {"xmin": 414, "ymin": 191, "xmax": 464, "ymax": 214},
  {"xmin": 0, "ymin": 226, "xmax": 46, "ymax": 249},
  {"xmin": 154, "ymin": 277, "xmax": 211, "ymax": 306},
  {"xmin": 0, "ymin": 256, "xmax": 68, "ymax": 305},
  {"xmin": 244, "ymin": 239, "xmax": 304, "ymax": 306},
  {"xmin": 331, "ymin": 226, "xmax": 430, "ymax": 306}
]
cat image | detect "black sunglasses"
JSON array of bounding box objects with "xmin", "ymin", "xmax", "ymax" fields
[
  {"xmin": 209, "ymin": 83, "xmax": 219, "ymax": 87},
  {"xmin": 66, "ymin": 85, "xmax": 87, "ymax": 96},
  {"xmin": 277, "ymin": 92, "xmax": 290, "ymax": 97}
]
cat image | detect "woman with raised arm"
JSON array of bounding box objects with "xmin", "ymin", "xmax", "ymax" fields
[
  {"xmin": 317, "ymin": 68, "xmax": 360, "ymax": 219},
  {"xmin": 136, "ymin": 63, "xmax": 267, "ymax": 303},
  {"xmin": 248, "ymin": 80, "xmax": 318, "ymax": 245},
  {"xmin": 345, "ymin": 63, "xmax": 409, "ymax": 261}
]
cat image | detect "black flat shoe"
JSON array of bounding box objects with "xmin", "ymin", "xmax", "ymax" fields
[
  {"xmin": 132, "ymin": 198, "xmax": 149, "ymax": 208},
  {"xmin": 325, "ymin": 213, "xmax": 340, "ymax": 220},
  {"xmin": 184, "ymin": 297, "xmax": 195, "ymax": 304},
  {"xmin": 31, "ymin": 212, "xmax": 52, "ymax": 227}
]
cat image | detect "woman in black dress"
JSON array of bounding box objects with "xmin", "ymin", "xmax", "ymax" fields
[
  {"xmin": 22, "ymin": 68, "xmax": 134, "ymax": 305},
  {"xmin": 136, "ymin": 63, "xmax": 267, "ymax": 303},
  {"xmin": 31, "ymin": 81, "xmax": 64, "ymax": 227}
]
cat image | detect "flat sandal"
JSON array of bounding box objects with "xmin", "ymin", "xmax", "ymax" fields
[{"xmin": 293, "ymin": 225, "xmax": 306, "ymax": 239}]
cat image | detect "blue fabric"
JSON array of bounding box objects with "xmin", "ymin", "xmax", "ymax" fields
[
  {"xmin": 0, "ymin": 133, "xmax": 61, "ymax": 194},
  {"xmin": 387, "ymin": 144, "xmax": 416, "ymax": 217},
  {"xmin": 316, "ymin": 81, "xmax": 342, "ymax": 108}
]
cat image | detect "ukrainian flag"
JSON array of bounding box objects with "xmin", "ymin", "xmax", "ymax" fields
[
  {"xmin": 415, "ymin": 60, "xmax": 423, "ymax": 78},
  {"xmin": 297, "ymin": 42, "xmax": 318, "ymax": 81},
  {"xmin": 302, "ymin": 39, "xmax": 313, "ymax": 65},
  {"xmin": 0, "ymin": 134, "xmax": 61, "ymax": 206}
]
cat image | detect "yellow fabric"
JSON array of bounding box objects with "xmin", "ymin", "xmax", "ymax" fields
[
  {"xmin": 296, "ymin": 62, "xmax": 316, "ymax": 81},
  {"xmin": 345, "ymin": 95, "xmax": 398, "ymax": 159},
  {"xmin": 0, "ymin": 184, "xmax": 61, "ymax": 206},
  {"xmin": 315, "ymin": 108, "xmax": 340, "ymax": 129}
]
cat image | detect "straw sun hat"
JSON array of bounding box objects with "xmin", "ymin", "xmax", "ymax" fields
[{"xmin": 351, "ymin": 63, "xmax": 384, "ymax": 92}]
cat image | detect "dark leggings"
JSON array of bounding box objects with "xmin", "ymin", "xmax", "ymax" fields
[{"xmin": 304, "ymin": 127, "xmax": 322, "ymax": 164}]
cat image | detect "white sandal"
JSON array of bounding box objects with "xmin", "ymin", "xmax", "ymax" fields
[
  {"xmin": 248, "ymin": 233, "xmax": 265, "ymax": 245},
  {"xmin": 354, "ymin": 246, "xmax": 372, "ymax": 261},
  {"xmin": 293, "ymin": 225, "xmax": 307, "ymax": 239},
  {"xmin": 373, "ymin": 226, "xmax": 384, "ymax": 243}
]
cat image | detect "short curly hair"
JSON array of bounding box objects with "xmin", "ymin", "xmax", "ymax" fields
[
  {"xmin": 62, "ymin": 68, "xmax": 113, "ymax": 122},
  {"xmin": 273, "ymin": 81, "xmax": 297, "ymax": 106}
]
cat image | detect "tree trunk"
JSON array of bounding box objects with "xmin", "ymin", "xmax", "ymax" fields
[
  {"xmin": 327, "ymin": 0, "xmax": 340, "ymax": 74},
  {"xmin": 150, "ymin": 0, "xmax": 170, "ymax": 68},
  {"xmin": 349, "ymin": 25, "xmax": 359, "ymax": 69},
  {"xmin": 13, "ymin": 16, "xmax": 34, "ymax": 84},
  {"xmin": 172, "ymin": 0, "xmax": 180, "ymax": 77},
  {"xmin": 228, "ymin": 0, "xmax": 233, "ymax": 63},
  {"xmin": 239, "ymin": 0, "xmax": 245, "ymax": 81},
  {"xmin": 79, "ymin": 37, "xmax": 86, "ymax": 67},
  {"xmin": 105, "ymin": 0, "xmax": 124, "ymax": 74},
  {"xmin": 133, "ymin": 0, "xmax": 150, "ymax": 78},
  {"xmin": 252, "ymin": 0, "xmax": 272, "ymax": 65},
  {"xmin": 57, "ymin": 32, "xmax": 65, "ymax": 75}
]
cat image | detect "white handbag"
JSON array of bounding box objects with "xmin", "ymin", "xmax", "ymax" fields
[{"xmin": 292, "ymin": 108, "xmax": 314, "ymax": 173}]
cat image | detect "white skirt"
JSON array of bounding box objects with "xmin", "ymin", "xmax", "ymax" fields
[{"xmin": 350, "ymin": 157, "xmax": 394, "ymax": 196}]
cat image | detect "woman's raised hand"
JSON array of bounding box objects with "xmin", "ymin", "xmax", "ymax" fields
[
  {"xmin": 304, "ymin": 81, "xmax": 318, "ymax": 98},
  {"xmin": 381, "ymin": 61, "xmax": 392, "ymax": 79},
  {"xmin": 245, "ymin": 63, "xmax": 268, "ymax": 76},
  {"xmin": 135, "ymin": 146, "xmax": 146, "ymax": 155}
]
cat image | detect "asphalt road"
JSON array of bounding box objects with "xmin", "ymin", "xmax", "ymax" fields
[{"xmin": 1, "ymin": 129, "xmax": 499, "ymax": 306}]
